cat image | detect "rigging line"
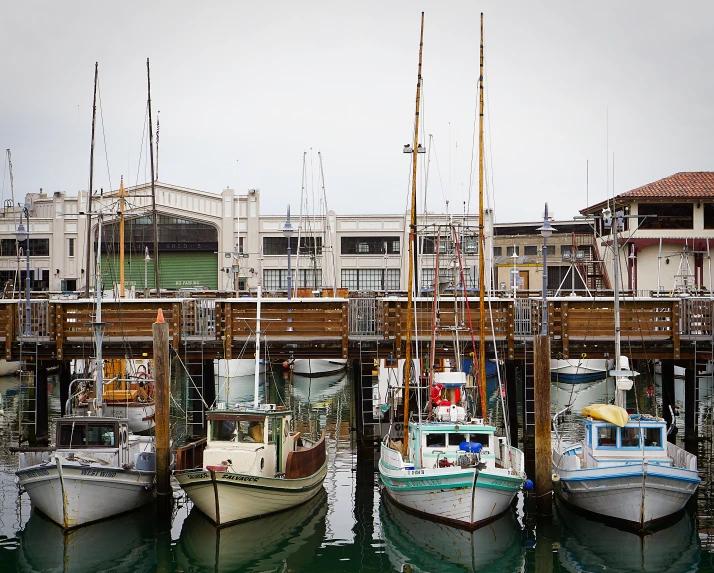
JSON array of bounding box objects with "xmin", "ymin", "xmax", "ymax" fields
[
  {"xmin": 428, "ymin": 138, "xmax": 448, "ymax": 206},
  {"xmin": 134, "ymin": 103, "xmax": 149, "ymax": 187},
  {"xmin": 97, "ymin": 87, "xmax": 113, "ymax": 194},
  {"xmin": 483, "ymin": 65, "xmax": 497, "ymax": 221}
]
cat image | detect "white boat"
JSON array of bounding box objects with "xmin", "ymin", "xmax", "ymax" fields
[
  {"xmin": 175, "ymin": 488, "xmax": 327, "ymax": 572},
  {"xmin": 379, "ymin": 16, "xmax": 527, "ymax": 530},
  {"xmin": 380, "ymin": 493, "xmax": 525, "ymax": 572},
  {"xmin": 379, "ymin": 393, "xmax": 526, "ymax": 529},
  {"xmin": 290, "ymin": 370, "xmax": 348, "ymax": 403},
  {"xmin": 0, "ymin": 359, "xmax": 20, "ymax": 377},
  {"xmin": 550, "ymin": 358, "xmax": 609, "ymax": 383},
  {"xmin": 15, "ymin": 209, "xmax": 157, "ymax": 531},
  {"xmin": 214, "ymin": 358, "xmax": 266, "ymax": 378},
  {"xmin": 551, "ymin": 207, "xmax": 701, "ymax": 530},
  {"xmin": 16, "ymin": 415, "xmax": 156, "ymax": 530},
  {"xmin": 174, "ymin": 285, "xmax": 328, "ymax": 526},
  {"xmin": 291, "ymin": 358, "xmax": 347, "ymax": 377}
]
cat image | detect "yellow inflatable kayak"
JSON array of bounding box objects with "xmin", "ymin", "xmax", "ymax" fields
[{"xmin": 581, "ymin": 403, "xmax": 629, "ymax": 427}]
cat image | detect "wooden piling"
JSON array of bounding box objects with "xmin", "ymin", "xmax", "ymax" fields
[
  {"xmin": 534, "ymin": 333, "xmax": 552, "ymax": 516},
  {"xmin": 153, "ymin": 309, "xmax": 171, "ymax": 522}
]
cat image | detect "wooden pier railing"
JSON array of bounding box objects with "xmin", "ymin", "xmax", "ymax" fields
[{"xmin": 0, "ymin": 296, "xmax": 710, "ymax": 361}]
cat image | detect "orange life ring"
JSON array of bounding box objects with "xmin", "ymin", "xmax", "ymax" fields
[{"xmin": 431, "ymin": 383, "xmax": 451, "ymax": 407}]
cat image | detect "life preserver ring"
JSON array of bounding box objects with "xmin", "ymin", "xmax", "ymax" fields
[{"xmin": 431, "ymin": 383, "xmax": 451, "ymax": 407}]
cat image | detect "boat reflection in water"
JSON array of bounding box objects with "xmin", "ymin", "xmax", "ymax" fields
[
  {"xmin": 175, "ymin": 488, "xmax": 327, "ymax": 572},
  {"xmin": 290, "ymin": 370, "xmax": 348, "ymax": 404},
  {"xmin": 380, "ymin": 494, "xmax": 525, "ymax": 573},
  {"xmin": 16, "ymin": 505, "xmax": 157, "ymax": 572},
  {"xmin": 556, "ymin": 501, "xmax": 701, "ymax": 572}
]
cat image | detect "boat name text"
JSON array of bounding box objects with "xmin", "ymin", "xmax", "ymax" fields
[
  {"xmin": 81, "ymin": 469, "xmax": 117, "ymax": 477},
  {"xmin": 25, "ymin": 469, "xmax": 50, "ymax": 478},
  {"xmin": 221, "ymin": 474, "xmax": 259, "ymax": 483}
]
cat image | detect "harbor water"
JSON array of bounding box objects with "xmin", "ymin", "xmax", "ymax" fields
[{"xmin": 0, "ymin": 367, "xmax": 713, "ymax": 572}]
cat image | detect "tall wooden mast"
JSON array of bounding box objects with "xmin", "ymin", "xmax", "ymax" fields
[
  {"xmin": 119, "ymin": 176, "xmax": 126, "ymax": 297},
  {"xmin": 147, "ymin": 58, "xmax": 160, "ymax": 294},
  {"xmin": 403, "ymin": 12, "xmax": 424, "ymax": 457},
  {"xmin": 85, "ymin": 62, "xmax": 98, "ymax": 298},
  {"xmin": 478, "ymin": 13, "xmax": 487, "ymax": 416}
]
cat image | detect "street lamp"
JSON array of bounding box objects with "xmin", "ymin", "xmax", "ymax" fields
[
  {"xmin": 15, "ymin": 207, "xmax": 31, "ymax": 336},
  {"xmin": 144, "ymin": 246, "xmax": 152, "ymax": 297},
  {"xmin": 536, "ymin": 203, "xmax": 556, "ymax": 335},
  {"xmin": 282, "ymin": 205, "xmax": 295, "ymax": 300}
]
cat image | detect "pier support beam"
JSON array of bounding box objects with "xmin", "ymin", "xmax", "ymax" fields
[
  {"xmin": 684, "ymin": 361, "xmax": 696, "ymax": 450},
  {"xmin": 505, "ymin": 360, "xmax": 519, "ymax": 448},
  {"xmin": 59, "ymin": 361, "xmax": 71, "ymax": 416},
  {"xmin": 660, "ymin": 360, "xmax": 676, "ymax": 444},
  {"xmin": 35, "ymin": 363, "xmax": 49, "ymax": 445},
  {"xmin": 534, "ymin": 334, "xmax": 552, "ymax": 516}
]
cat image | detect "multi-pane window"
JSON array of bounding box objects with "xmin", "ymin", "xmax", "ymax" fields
[
  {"xmin": 68, "ymin": 238, "xmax": 75, "ymax": 257},
  {"xmin": 341, "ymin": 237, "xmax": 400, "ymax": 255},
  {"xmin": 262, "ymin": 269, "xmax": 322, "ymax": 291},
  {"xmin": 340, "ymin": 268, "xmax": 399, "ymax": 291},
  {"xmin": 493, "ymin": 246, "xmax": 502, "ymax": 256},
  {"xmin": 524, "ymin": 245, "xmax": 538, "ymax": 256},
  {"xmin": 462, "ymin": 236, "xmax": 478, "ymax": 255},
  {"xmin": 263, "ymin": 236, "xmax": 322, "ymax": 256},
  {"xmin": 639, "ymin": 203, "xmax": 693, "ymax": 230},
  {"xmin": 0, "ymin": 239, "xmax": 50, "ymax": 257},
  {"xmin": 506, "ymin": 246, "xmax": 519, "ymax": 256}
]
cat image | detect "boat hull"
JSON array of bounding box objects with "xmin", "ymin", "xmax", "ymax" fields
[
  {"xmin": 214, "ymin": 359, "xmax": 266, "ymax": 378},
  {"xmin": 0, "ymin": 359, "xmax": 20, "ymax": 377},
  {"xmin": 553, "ymin": 462, "xmax": 699, "ymax": 529},
  {"xmin": 17, "ymin": 460, "xmax": 156, "ymax": 530},
  {"xmin": 175, "ymin": 463, "xmax": 328, "ymax": 527},
  {"xmin": 292, "ymin": 359, "xmax": 347, "ymax": 377},
  {"xmin": 378, "ymin": 444, "xmax": 522, "ymax": 530},
  {"xmin": 102, "ymin": 403, "xmax": 155, "ymax": 434},
  {"xmin": 550, "ymin": 359, "xmax": 609, "ymax": 383}
]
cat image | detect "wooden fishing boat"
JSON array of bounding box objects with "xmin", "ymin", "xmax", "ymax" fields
[{"xmin": 174, "ymin": 285, "xmax": 327, "ymax": 526}]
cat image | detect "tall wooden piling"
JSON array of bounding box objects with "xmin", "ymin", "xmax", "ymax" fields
[
  {"xmin": 684, "ymin": 361, "xmax": 696, "ymax": 451},
  {"xmin": 505, "ymin": 360, "xmax": 519, "ymax": 447},
  {"xmin": 661, "ymin": 360, "xmax": 676, "ymax": 444},
  {"xmin": 534, "ymin": 333, "xmax": 552, "ymax": 516},
  {"xmin": 153, "ymin": 309, "xmax": 171, "ymax": 522}
]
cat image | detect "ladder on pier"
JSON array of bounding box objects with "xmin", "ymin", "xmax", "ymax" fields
[{"xmin": 355, "ymin": 341, "xmax": 380, "ymax": 445}]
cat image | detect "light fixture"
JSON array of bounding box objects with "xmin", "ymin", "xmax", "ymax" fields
[{"xmin": 282, "ymin": 206, "xmax": 295, "ymax": 300}]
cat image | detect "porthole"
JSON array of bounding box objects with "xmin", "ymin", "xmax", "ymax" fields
[{"xmin": 260, "ymin": 457, "xmax": 265, "ymax": 471}]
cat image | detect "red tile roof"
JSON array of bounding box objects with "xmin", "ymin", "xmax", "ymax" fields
[{"xmin": 581, "ymin": 172, "xmax": 714, "ymax": 214}]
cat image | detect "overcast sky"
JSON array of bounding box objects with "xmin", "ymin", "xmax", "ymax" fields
[{"xmin": 1, "ymin": 1, "xmax": 713, "ymax": 223}]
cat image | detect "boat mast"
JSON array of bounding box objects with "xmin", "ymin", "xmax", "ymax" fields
[
  {"xmin": 94, "ymin": 211, "xmax": 105, "ymax": 408},
  {"xmin": 613, "ymin": 206, "xmax": 624, "ymax": 407},
  {"xmin": 119, "ymin": 176, "xmax": 126, "ymax": 297},
  {"xmin": 85, "ymin": 62, "xmax": 98, "ymax": 298},
  {"xmin": 403, "ymin": 12, "xmax": 424, "ymax": 458},
  {"xmin": 147, "ymin": 58, "xmax": 160, "ymax": 295},
  {"xmin": 477, "ymin": 13, "xmax": 487, "ymax": 416},
  {"xmin": 254, "ymin": 284, "xmax": 262, "ymax": 409}
]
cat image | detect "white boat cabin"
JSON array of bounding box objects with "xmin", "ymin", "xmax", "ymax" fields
[{"xmin": 204, "ymin": 406, "xmax": 300, "ymax": 478}]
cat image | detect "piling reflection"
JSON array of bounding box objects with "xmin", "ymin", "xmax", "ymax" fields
[
  {"xmin": 175, "ymin": 488, "xmax": 327, "ymax": 572},
  {"xmin": 380, "ymin": 494, "xmax": 525, "ymax": 573},
  {"xmin": 16, "ymin": 505, "xmax": 157, "ymax": 573},
  {"xmin": 556, "ymin": 501, "xmax": 701, "ymax": 572}
]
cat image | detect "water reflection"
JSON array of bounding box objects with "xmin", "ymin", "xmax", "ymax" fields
[
  {"xmin": 175, "ymin": 488, "xmax": 327, "ymax": 572},
  {"xmin": 16, "ymin": 505, "xmax": 158, "ymax": 573},
  {"xmin": 380, "ymin": 494, "xmax": 525, "ymax": 573},
  {"xmin": 556, "ymin": 501, "xmax": 701, "ymax": 573}
]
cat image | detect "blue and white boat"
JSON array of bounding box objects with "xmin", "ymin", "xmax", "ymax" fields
[
  {"xmin": 552, "ymin": 207, "xmax": 700, "ymax": 530},
  {"xmin": 550, "ymin": 358, "xmax": 609, "ymax": 383}
]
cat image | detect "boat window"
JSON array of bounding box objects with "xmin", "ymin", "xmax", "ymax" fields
[
  {"xmin": 212, "ymin": 420, "xmax": 237, "ymax": 441},
  {"xmin": 621, "ymin": 427, "xmax": 640, "ymax": 447},
  {"xmin": 87, "ymin": 425, "xmax": 116, "ymax": 447},
  {"xmin": 59, "ymin": 424, "xmax": 86, "ymax": 447},
  {"xmin": 448, "ymin": 433, "xmax": 467, "ymax": 446},
  {"xmin": 644, "ymin": 427, "xmax": 662, "ymax": 448},
  {"xmin": 469, "ymin": 433, "xmax": 491, "ymax": 446},
  {"xmin": 426, "ymin": 434, "xmax": 446, "ymax": 447},
  {"xmin": 597, "ymin": 426, "xmax": 618, "ymax": 447},
  {"xmin": 238, "ymin": 421, "xmax": 265, "ymax": 443}
]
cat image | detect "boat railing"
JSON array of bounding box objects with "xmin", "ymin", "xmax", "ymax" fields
[
  {"xmin": 497, "ymin": 440, "xmax": 525, "ymax": 475},
  {"xmin": 667, "ymin": 442, "xmax": 698, "ymax": 471}
]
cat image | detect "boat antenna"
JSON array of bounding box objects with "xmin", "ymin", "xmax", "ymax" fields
[
  {"xmin": 477, "ymin": 12, "xmax": 487, "ymax": 416},
  {"xmin": 85, "ymin": 62, "xmax": 98, "ymax": 298},
  {"xmin": 147, "ymin": 58, "xmax": 160, "ymax": 295},
  {"xmin": 403, "ymin": 11, "xmax": 424, "ymax": 458}
]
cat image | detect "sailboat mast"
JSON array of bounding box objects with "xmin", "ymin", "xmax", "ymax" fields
[
  {"xmin": 95, "ymin": 212, "xmax": 104, "ymax": 408},
  {"xmin": 477, "ymin": 13, "xmax": 487, "ymax": 416},
  {"xmin": 119, "ymin": 177, "xmax": 126, "ymax": 297},
  {"xmin": 254, "ymin": 284, "xmax": 262, "ymax": 409},
  {"xmin": 613, "ymin": 207, "xmax": 624, "ymax": 407},
  {"xmin": 403, "ymin": 12, "xmax": 424, "ymax": 457},
  {"xmin": 85, "ymin": 62, "xmax": 98, "ymax": 298},
  {"xmin": 147, "ymin": 58, "xmax": 160, "ymax": 295}
]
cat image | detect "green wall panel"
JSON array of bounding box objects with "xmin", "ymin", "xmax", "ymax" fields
[{"xmin": 102, "ymin": 252, "xmax": 218, "ymax": 290}]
